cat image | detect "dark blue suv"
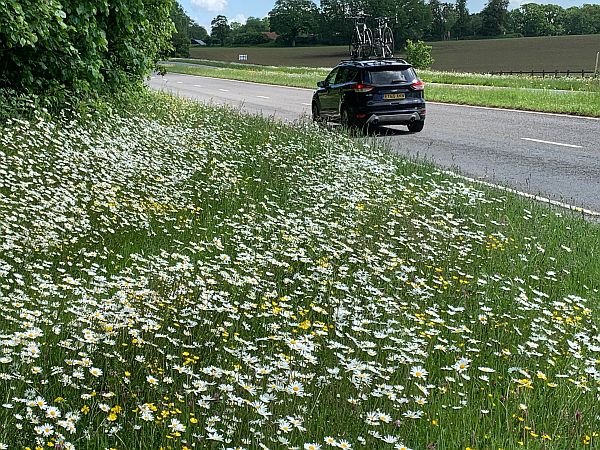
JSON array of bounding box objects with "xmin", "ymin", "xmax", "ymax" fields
[{"xmin": 312, "ymin": 59, "xmax": 426, "ymax": 132}]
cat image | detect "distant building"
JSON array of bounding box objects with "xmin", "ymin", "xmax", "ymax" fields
[
  {"xmin": 191, "ymin": 39, "xmax": 207, "ymax": 46},
  {"xmin": 261, "ymin": 32, "xmax": 278, "ymax": 41}
]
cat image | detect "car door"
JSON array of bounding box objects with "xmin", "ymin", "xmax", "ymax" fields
[
  {"xmin": 336, "ymin": 67, "xmax": 360, "ymax": 116},
  {"xmin": 319, "ymin": 67, "xmax": 340, "ymax": 117}
]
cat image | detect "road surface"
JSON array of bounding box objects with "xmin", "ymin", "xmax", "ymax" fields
[{"xmin": 148, "ymin": 73, "xmax": 600, "ymax": 212}]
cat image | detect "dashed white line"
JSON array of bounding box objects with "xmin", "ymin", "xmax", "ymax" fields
[
  {"xmin": 219, "ymin": 89, "xmax": 229, "ymax": 92},
  {"xmin": 301, "ymin": 103, "xmax": 312, "ymax": 106},
  {"xmin": 177, "ymin": 81, "xmax": 183, "ymax": 84},
  {"xmin": 521, "ymin": 137, "xmax": 582, "ymax": 148},
  {"xmin": 193, "ymin": 84, "xmax": 202, "ymax": 87},
  {"xmin": 256, "ymin": 95, "xmax": 270, "ymax": 99}
]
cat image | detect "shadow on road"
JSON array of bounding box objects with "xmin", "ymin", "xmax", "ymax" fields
[{"xmin": 365, "ymin": 126, "xmax": 412, "ymax": 137}]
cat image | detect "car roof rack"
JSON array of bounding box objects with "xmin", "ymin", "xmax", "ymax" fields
[{"xmin": 339, "ymin": 58, "xmax": 410, "ymax": 67}]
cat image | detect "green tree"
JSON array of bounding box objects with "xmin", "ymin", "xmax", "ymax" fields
[
  {"xmin": 511, "ymin": 3, "xmax": 564, "ymax": 36},
  {"xmin": 452, "ymin": 0, "xmax": 471, "ymax": 38},
  {"xmin": 427, "ymin": 0, "xmax": 457, "ymax": 40},
  {"xmin": 392, "ymin": 0, "xmax": 433, "ymax": 44},
  {"xmin": 0, "ymin": 0, "xmax": 173, "ymax": 97},
  {"xmin": 171, "ymin": 1, "xmax": 191, "ymax": 56},
  {"xmin": 405, "ymin": 39, "xmax": 434, "ymax": 69},
  {"xmin": 480, "ymin": 0, "xmax": 509, "ymax": 36},
  {"xmin": 189, "ymin": 23, "xmax": 209, "ymax": 41},
  {"xmin": 561, "ymin": 4, "xmax": 600, "ymax": 34},
  {"xmin": 211, "ymin": 15, "xmax": 230, "ymax": 46},
  {"xmin": 319, "ymin": 0, "xmax": 351, "ymax": 45},
  {"xmin": 269, "ymin": 0, "xmax": 319, "ymax": 47},
  {"xmin": 229, "ymin": 17, "xmax": 270, "ymax": 46}
]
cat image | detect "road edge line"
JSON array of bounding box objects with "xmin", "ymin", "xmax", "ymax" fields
[
  {"xmin": 160, "ymin": 72, "xmax": 600, "ymax": 120},
  {"xmin": 441, "ymin": 169, "xmax": 600, "ymax": 217}
]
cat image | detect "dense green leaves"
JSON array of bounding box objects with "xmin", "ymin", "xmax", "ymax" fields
[
  {"xmin": 405, "ymin": 39, "xmax": 434, "ymax": 68},
  {"xmin": 480, "ymin": 0, "xmax": 510, "ymax": 36},
  {"xmin": 269, "ymin": 0, "xmax": 320, "ymax": 47},
  {"xmin": 211, "ymin": 15, "xmax": 231, "ymax": 46},
  {"xmin": 0, "ymin": 0, "xmax": 174, "ymax": 98}
]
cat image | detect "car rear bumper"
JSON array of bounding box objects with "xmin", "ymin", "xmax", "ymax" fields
[
  {"xmin": 365, "ymin": 111, "xmax": 423, "ymax": 125},
  {"xmin": 352, "ymin": 103, "xmax": 426, "ymax": 126}
]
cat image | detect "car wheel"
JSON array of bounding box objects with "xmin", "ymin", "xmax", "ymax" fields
[
  {"xmin": 407, "ymin": 120, "xmax": 424, "ymax": 132},
  {"xmin": 340, "ymin": 108, "xmax": 352, "ymax": 128},
  {"xmin": 312, "ymin": 102, "xmax": 322, "ymax": 123}
]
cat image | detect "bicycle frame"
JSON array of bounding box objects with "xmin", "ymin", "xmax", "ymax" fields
[{"xmin": 348, "ymin": 16, "xmax": 394, "ymax": 60}]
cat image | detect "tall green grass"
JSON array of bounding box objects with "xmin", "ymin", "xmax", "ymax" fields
[{"xmin": 0, "ymin": 91, "xmax": 598, "ymax": 449}]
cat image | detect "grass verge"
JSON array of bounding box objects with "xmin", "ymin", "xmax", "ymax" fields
[
  {"xmin": 164, "ymin": 60, "xmax": 600, "ymax": 117},
  {"xmin": 0, "ymin": 90, "xmax": 599, "ymax": 449}
]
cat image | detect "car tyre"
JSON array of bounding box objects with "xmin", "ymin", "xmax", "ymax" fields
[
  {"xmin": 407, "ymin": 120, "xmax": 425, "ymax": 132},
  {"xmin": 340, "ymin": 107, "xmax": 352, "ymax": 129},
  {"xmin": 312, "ymin": 102, "xmax": 323, "ymax": 124}
]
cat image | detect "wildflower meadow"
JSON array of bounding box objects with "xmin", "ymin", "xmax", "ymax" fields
[{"xmin": 0, "ymin": 92, "xmax": 598, "ymax": 450}]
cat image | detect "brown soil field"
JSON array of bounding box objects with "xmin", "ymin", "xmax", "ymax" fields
[{"xmin": 189, "ymin": 34, "xmax": 600, "ymax": 73}]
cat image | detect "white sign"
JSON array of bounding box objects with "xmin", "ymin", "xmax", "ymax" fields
[{"xmin": 239, "ymin": 54, "xmax": 248, "ymax": 61}]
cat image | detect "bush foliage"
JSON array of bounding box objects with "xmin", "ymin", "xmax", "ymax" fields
[
  {"xmin": 0, "ymin": 0, "xmax": 174, "ymax": 97},
  {"xmin": 405, "ymin": 39, "xmax": 434, "ymax": 69}
]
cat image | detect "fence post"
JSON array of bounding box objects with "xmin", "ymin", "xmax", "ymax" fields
[
  {"xmin": 595, "ymin": 52, "xmax": 599, "ymax": 77},
  {"xmin": 542, "ymin": 69, "xmax": 545, "ymax": 78}
]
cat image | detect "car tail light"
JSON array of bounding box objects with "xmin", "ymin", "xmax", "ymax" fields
[
  {"xmin": 410, "ymin": 81, "xmax": 425, "ymax": 90},
  {"xmin": 353, "ymin": 83, "xmax": 374, "ymax": 93}
]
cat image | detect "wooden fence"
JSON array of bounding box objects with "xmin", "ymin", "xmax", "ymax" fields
[{"xmin": 489, "ymin": 69, "xmax": 597, "ymax": 78}]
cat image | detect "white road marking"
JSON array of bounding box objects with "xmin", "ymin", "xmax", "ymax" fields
[
  {"xmin": 166, "ymin": 74, "xmax": 600, "ymax": 121},
  {"xmin": 151, "ymin": 74, "xmax": 600, "ymax": 218},
  {"xmin": 442, "ymin": 169, "xmax": 600, "ymax": 217},
  {"xmin": 521, "ymin": 137, "xmax": 582, "ymax": 148},
  {"xmin": 177, "ymin": 81, "xmax": 183, "ymax": 84},
  {"xmin": 256, "ymin": 95, "xmax": 270, "ymax": 99},
  {"xmin": 219, "ymin": 89, "xmax": 229, "ymax": 92},
  {"xmin": 193, "ymin": 84, "xmax": 202, "ymax": 87}
]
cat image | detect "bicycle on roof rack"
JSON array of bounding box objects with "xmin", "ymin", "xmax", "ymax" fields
[
  {"xmin": 348, "ymin": 16, "xmax": 395, "ymax": 60},
  {"xmin": 348, "ymin": 15, "xmax": 373, "ymax": 59},
  {"xmin": 371, "ymin": 16, "xmax": 395, "ymax": 58}
]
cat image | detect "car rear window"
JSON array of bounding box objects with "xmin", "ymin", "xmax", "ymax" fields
[{"xmin": 366, "ymin": 68, "xmax": 417, "ymax": 85}]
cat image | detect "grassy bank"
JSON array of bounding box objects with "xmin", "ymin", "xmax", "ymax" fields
[
  {"xmin": 1, "ymin": 90, "xmax": 599, "ymax": 449},
  {"xmin": 165, "ymin": 61, "xmax": 600, "ymax": 117}
]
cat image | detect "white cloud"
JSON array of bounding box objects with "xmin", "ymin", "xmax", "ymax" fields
[
  {"xmin": 231, "ymin": 14, "xmax": 247, "ymax": 25},
  {"xmin": 190, "ymin": 0, "xmax": 228, "ymax": 12}
]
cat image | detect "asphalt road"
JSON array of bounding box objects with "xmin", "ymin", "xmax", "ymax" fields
[{"xmin": 148, "ymin": 73, "xmax": 600, "ymax": 212}]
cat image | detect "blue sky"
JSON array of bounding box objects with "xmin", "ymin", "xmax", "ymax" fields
[{"xmin": 182, "ymin": 0, "xmax": 600, "ymax": 31}]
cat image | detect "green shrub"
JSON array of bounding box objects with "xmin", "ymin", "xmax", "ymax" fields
[
  {"xmin": 0, "ymin": 0, "xmax": 174, "ymax": 99},
  {"xmin": 405, "ymin": 39, "xmax": 434, "ymax": 69}
]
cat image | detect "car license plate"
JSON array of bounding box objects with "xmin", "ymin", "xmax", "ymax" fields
[{"xmin": 384, "ymin": 93, "xmax": 405, "ymax": 100}]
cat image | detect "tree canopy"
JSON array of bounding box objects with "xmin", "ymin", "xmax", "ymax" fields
[
  {"xmin": 211, "ymin": 15, "xmax": 231, "ymax": 46},
  {"xmin": 269, "ymin": 0, "xmax": 319, "ymax": 47},
  {"xmin": 0, "ymin": 0, "xmax": 173, "ymax": 97}
]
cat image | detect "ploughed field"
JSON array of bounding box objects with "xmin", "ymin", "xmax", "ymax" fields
[
  {"xmin": 0, "ymin": 92, "xmax": 599, "ymax": 449},
  {"xmin": 190, "ymin": 34, "xmax": 600, "ymax": 73}
]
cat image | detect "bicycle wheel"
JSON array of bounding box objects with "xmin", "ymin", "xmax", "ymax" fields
[
  {"xmin": 382, "ymin": 27, "xmax": 394, "ymax": 58},
  {"xmin": 372, "ymin": 33, "xmax": 383, "ymax": 58},
  {"xmin": 350, "ymin": 28, "xmax": 360, "ymax": 59},
  {"xmin": 361, "ymin": 28, "xmax": 373, "ymax": 59}
]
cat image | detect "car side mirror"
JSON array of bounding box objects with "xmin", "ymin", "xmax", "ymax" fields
[{"xmin": 317, "ymin": 80, "xmax": 326, "ymax": 88}]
